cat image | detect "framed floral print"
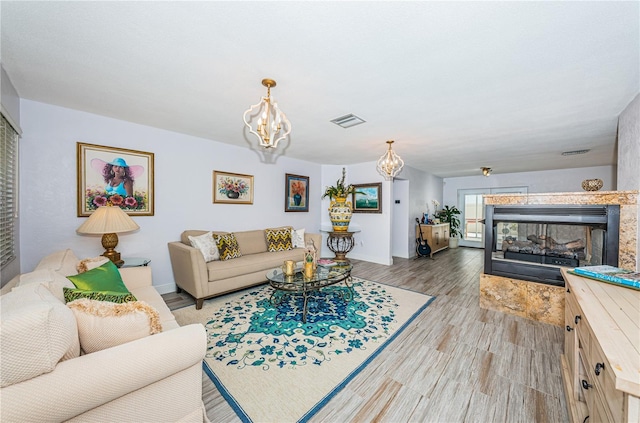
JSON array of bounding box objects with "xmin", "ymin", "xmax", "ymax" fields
[
  {"xmin": 285, "ymin": 173, "xmax": 309, "ymax": 212},
  {"xmin": 352, "ymin": 183, "xmax": 382, "ymax": 213},
  {"xmin": 213, "ymin": 171, "xmax": 254, "ymax": 204},
  {"xmin": 77, "ymin": 142, "xmax": 154, "ymax": 217}
]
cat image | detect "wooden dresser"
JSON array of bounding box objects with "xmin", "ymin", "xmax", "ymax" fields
[
  {"xmin": 416, "ymin": 223, "xmax": 449, "ymax": 258},
  {"xmin": 561, "ymin": 268, "xmax": 640, "ymax": 423}
]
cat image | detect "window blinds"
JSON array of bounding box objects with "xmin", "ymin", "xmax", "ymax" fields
[{"xmin": 0, "ymin": 114, "xmax": 18, "ymax": 268}]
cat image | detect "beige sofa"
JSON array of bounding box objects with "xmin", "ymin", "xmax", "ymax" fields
[
  {"xmin": 168, "ymin": 228, "xmax": 322, "ymax": 309},
  {"xmin": 0, "ymin": 250, "xmax": 208, "ymax": 423}
]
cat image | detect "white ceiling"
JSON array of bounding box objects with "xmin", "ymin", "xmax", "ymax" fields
[{"xmin": 1, "ymin": 1, "xmax": 638, "ymax": 177}]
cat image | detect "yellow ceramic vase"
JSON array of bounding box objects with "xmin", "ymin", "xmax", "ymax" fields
[{"xmin": 329, "ymin": 196, "xmax": 352, "ymax": 232}]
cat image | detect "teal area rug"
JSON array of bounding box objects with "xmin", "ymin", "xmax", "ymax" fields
[{"xmin": 172, "ymin": 277, "xmax": 435, "ymax": 423}]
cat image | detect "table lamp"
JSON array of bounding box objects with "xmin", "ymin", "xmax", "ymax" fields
[{"xmin": 76, "ymin": 205, "xmax": 140, "ymax": 267}]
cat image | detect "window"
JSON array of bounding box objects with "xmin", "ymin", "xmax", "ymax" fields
[
  {"xmin": 1, "ymin": 114, "xmax": 19, "ymax": 268},
  {"xmin": 457, "ymin": 186, "xmax": 528, "ymax": 248}
]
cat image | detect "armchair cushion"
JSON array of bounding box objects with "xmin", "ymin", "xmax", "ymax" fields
[
  {"xmin": 14, "ymin": 268, "xmax": 74, "ymax": 302},
  {"xmin": 35, "ymin": 248, "xmax": 80, "ymax": 276},
  {"xmin": 66, "ymin": 299, "xmax": 162, "ymax": 354},
  {"xmin": 1, "ymin": 284, "xmax": 79, "ymax": 387}
]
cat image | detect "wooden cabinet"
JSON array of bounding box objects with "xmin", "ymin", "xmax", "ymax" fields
[
  {"xmin": 416, "ymin": 223, "xmax": 450, "ymax": 258},
  {"xmin": 561, "ymin": 269, "xmax": 640, "ymax": 423}
]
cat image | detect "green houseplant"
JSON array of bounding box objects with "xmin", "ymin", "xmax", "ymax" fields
[
  {"xmin": 437, "ymin": 205, "xmax": 462, "ymax": 248},
  {"xmin": 321, "ymin": 167, "xmax": 360, "ymax": 200}
]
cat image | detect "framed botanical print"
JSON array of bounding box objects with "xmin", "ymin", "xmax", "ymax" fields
[
  {"xmin": 352, "ymin": 183, "xmax": 382, "ymax": 213},
  {"xmin": 285, "ymin": 173, "xmax": 309, "ymax": 212},
  {"xmin": 213, "ymin": 171, "xmax": 254, "ymax": 204},
  {"xmin": 77, "ymin": 142, "xmax": 154, "ymax": 216}
]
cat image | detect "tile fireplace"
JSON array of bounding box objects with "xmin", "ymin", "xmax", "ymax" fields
[
  {"xmin": 479, "ymin": 191, "xmax": 638, "ymax": 326},
  {"xmin": 483, "ymin": 204, "xmax": 620, "ymax": 287}
]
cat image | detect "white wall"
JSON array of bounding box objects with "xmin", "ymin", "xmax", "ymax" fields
[
  {"xmin": 319, "ymin": 163, "xmax": 393, "ymax": 265},
  {"xmin": 19, "ymin": 100, "xmax": 322, "ymax": 293},
  {"xmin": 391, "ymin": 179, "xmax": 409, "ymax": 258},
  {"xmin": 442, "ymin": 165, "xmax": 616, "ymax": 208},
  {"xmin": 403, "ymin": 166, "xmax": 443, "ymax": 257}
]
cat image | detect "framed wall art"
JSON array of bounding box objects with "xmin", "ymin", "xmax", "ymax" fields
[
  {"xmin": 285, "ymin": 173, "xmax": 309, "ymax": 212},
  {"xmin": 352, "ymin": 183, "xmax": 382, "ymax": 213},
  {"xmin": 213, "ymin": 171, "xmax": 254, "ymax": 204},
  {"xmin": 77, "ymin": 142, "xmax": 154, "ymax": 217}
]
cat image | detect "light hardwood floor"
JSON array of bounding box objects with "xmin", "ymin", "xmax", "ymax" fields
[{"xmin": 162, "ymin": 247, "xmax": 568, "ymax": 422}]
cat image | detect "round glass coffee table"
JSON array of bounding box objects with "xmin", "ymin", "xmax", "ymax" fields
[{"xmin": 265, "ymin": 264, "xmax": 354, "ymax": 323}]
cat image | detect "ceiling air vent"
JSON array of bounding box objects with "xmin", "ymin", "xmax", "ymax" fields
[
  {"xmin": 330, "ymin": 114, "xmax": 366, "ymax": 128},
  {"xmin": 561, "ymin": 149, "xmax": 591, "ymax": 156}
]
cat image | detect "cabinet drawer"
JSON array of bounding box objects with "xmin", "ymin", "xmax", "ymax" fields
[
  {"xmin": 585, "ymin": 324, "xmax": 624, "ymax": 422},
  {"xmin": 568, "ymin": 299, "xmax": 590, "ymax": 355}
]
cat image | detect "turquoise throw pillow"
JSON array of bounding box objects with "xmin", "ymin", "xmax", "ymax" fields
[{"xmin": 66, "ymin": 260, "xmax": 130, "ymax": 294}]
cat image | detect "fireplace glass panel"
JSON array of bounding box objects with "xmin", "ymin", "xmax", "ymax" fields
[
  {"xmin": 493, "ymin": 222, "xmax": 605, "ymax": 268},
  {"xmin": 484, "ymin": 204, "xmax": 619, "ymax": 286}
]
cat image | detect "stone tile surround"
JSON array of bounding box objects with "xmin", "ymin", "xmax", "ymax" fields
[{"xmin": 480, "ymin": 190, "xmax": 638, "ymax": 326}]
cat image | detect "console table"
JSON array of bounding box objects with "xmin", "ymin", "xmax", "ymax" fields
[
  {"xmin": 416, "ymin": 223, "xmax": 449, "ymax": 258},
  {"xmin": 560, "ymin": 268, "xmax": 640, "ymax": 422}
]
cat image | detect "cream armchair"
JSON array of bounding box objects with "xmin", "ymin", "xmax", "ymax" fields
[{"xmin": 1, "ymin": 251, "xmax": 208, "ymax": 423}]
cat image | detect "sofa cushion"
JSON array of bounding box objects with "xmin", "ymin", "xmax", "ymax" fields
[
  {"xmin": 76, "ymin": 256, "xmax": 110, "ymax": 273},
  {"xmin": 66, "ymin": 299, "xmax": 162, "ymax": 354},
  {"xmin": 0, "ymin": 284, "xmax": 80, "ymax": 387},
  {"xmin": 35, "ymin": 249, "xmax": 80, "ymax": 276},
  {"xmin": 213, "ymin": 233, "xmax": 242, "ymax": 260},
  {"xmin": 234, "ymin": 229, "xmax": 268, "ymax": 255},
  {"xmin": 188, "ymin": 231, "xmax": 220, "ymax": 262},
  {"xmin": 206, "ymin": 250, "xmax": 305, "ymax": 282},
  {"xmin": 291, "ymin": 228, "xmax": 306, "ymax": 248},
  {"xmin": 63, "ymin": 288, "xmax": 137, "ymax": 304},
  {"xmin": 265, "ymin": 227, "xmax": 293, "ymax": 252},
  {"xmin": 66, "ymin": 261, "xmax": 130, "ymax": 294},
  {"xmin": 14, "ymin": 268, "xmax": 75, "ymax": 303}
]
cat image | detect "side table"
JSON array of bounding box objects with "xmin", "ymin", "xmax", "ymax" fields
[
  {"xmin": 326, "ymin": 231, "xmax": 357, "ymax": 263},
  {"xmin": 121, "ymin": 257, "xmax": 151, "ymax": 268}
]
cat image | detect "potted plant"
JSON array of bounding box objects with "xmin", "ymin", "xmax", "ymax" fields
[
  {"xmin": 437, "ymin": 205, "xmax": 462, "ymax": 248},
  {"xmin": 322, "ymin": 168, "xmax": 362, "ymax": 231},
  {"xmin": 321, "ymin": 167, "xmax": 360, "ymax": 200}
]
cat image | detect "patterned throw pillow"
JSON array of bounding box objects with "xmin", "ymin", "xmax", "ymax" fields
[
  {"xmin": 265, "ymin": 227, "xmax": 293, "ymax": 252},
  {"xmin": 63, "ymin": 287, "xmax": 137, "ymax": 304},
  {"xmin": 213, "ymin": 233, "xmax": 242, "ymax": 261},
  {"xmin": 188, "ymin": 231, "xmax": 220, "ymax": 262},
  {"xmin": 291, "ymin": 228, "xmax": 306, "ymax": 248}
]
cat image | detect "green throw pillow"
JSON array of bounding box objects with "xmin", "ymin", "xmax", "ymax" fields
[
  {"xmin": 63, "ymin": 287, "xmax": 137, "ymax": 304},
  {"xmin": 66, "ymin": 260, "xmax": 130, "ymax": 294},
  {"xmin": 213, "ymin": 233, "xmax": 242, "ymax": 261}
]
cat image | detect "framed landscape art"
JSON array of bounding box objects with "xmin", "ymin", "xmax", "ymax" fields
[
  {"xmin": 352, "ymin": 183, "xmax": 382, "ymax": 213},
  {"xmin": 213, "ymin": 171, "xmax": 254, "ymax": 204},
  {"xmin": 77, "ymin": 142, "xmax": 154, "ymax": 217},
  {"xmin": 285, "ymin": 173, "xmax": 309, "ymax": 212}
]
